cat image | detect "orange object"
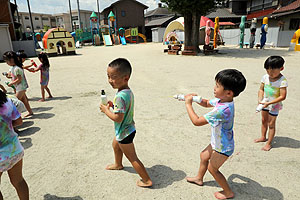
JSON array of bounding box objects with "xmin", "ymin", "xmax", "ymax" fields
[{"xmin": 213, "ymin": 17, "xmax": 220, "ymax": 48}]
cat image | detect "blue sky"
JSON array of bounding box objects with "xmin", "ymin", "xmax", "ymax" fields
[{"xmin": 14, "ymin": 0, "xmax": 160, "ymax": 14}]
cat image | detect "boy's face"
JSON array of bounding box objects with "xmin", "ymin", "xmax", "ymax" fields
[
  {"xmin": 214, "ymin": 81, "xmax": 233, "ymax": 99},
  {"xmin": 107, "ymin": 66, "xmax": 128, "ymax": 89},
  {"xmin": 266, "ymin": 67, "xmax": 283, "ymax": 79}
]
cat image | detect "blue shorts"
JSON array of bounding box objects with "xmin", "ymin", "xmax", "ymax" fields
[{"xmin": 215, "ymin": 149, "xmax": 234, "ymax": 157}]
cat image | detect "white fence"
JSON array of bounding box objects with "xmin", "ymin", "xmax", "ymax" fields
[{"xmin": 220, "ymin": 27, "xmax": 294, "ymax": 47}]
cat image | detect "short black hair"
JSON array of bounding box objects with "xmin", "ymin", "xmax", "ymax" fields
[
  {"xmin": 108, "ymin": 58, "xmax": 132, "ymax": 76},
  {"xmin": 264, "ymin": 56, "xmax": 285, "ymax": 69},
  {"xmin": 0, "ymin": 90, "xmax": 7, "ymax": 108},
  {"xmin": 215, "ymin": 69, "xmax": 246, "ymax": 97}
]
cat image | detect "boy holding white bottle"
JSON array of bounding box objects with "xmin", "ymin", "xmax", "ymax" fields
[
  {"xmin": 177, "ymin": 69, "xmax": 246, "ymax": 199},
  {"xmin": 99, "ymin": 58, "xmax": 152, "ymax": 187},
  {"xmin": 254, "ymin": 56, "xmax": 288, "ymax": 151}
]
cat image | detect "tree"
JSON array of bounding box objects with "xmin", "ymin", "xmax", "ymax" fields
[{"xmin": 161, "ymin": 0, "xmax": 224, "ymax": 53}]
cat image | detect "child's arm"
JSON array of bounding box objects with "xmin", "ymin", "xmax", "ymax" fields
[
  {"xmin": 12, "ymin": 116, "xmax": 23, "ymax": 127},
  {"xmin": 8, "ymin": 75, "xmax": 22, "ymax": 86},
  {"xmin": 258, "ymin": 83, "xmax": 264, "ymax": 104},
  {"xmin": 23, "ymin": 63, "xmax": 34, "ymax": 70},
  {"xmin": 185, "ymin": 95, "xmax": 208, "ymax": 126},
  {"xmin": 263, "ymin": 87, "xmax": 287, "ymax": 108},
  {"xmin": 100, "ymin": 104, "xmax": 124, "ymax": 123},
  {"xmin": 196, "ymin": 98, "xmax": 214, "ymax": 108}
]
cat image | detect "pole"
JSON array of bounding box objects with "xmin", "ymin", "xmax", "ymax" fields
[
  {"xmin": 68, "ymin": 0, "xmax": 74, "ymax": 31},
  {"xmin": 26, "ymin": 0, "xmax": 35, "ymax": 35},
  {"xmin": 97, "ymin": 0, "xmax": 100, "ymax": 25},
  {"xmin": 77, "ymin": 0, "xmax": 82, "ymax": 29},
  {"xmin": 14, "ymin": 0, "xmax": 20, "ymax": 23}
]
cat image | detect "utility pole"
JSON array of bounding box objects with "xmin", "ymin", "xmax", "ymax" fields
[
  {"xmin": 26, "ymin": 0, "xmax": 35, "ymax": 35},
  {"xmin": 14, "ymin": 0, "xmax": 20, "ymax": 23},
  {"xmin": 77, "ymin": 0, "xmax": 82, "ymax": 29},
  {"xmin": 68, "ymin": 0, "xmax": 74, "ymax": 31},
  {"xmin": 97, "ymin": 0, "xmax": 100, "ymax": 25}
]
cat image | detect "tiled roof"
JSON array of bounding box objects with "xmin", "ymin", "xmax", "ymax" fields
[
  {"xmin": 145, "ymin": 7, "xmax": 174, "ymax": 17},
  {"xmin": 206, "ymin": 8, "xmax": 243, "ymax": 19},
  {"xmin": 273, "ymin": 0, "xmax": 300, "ymax": 13},
  {"xmin": 145, "ymin": 15, "xmax": 175, "ymax": 27}
]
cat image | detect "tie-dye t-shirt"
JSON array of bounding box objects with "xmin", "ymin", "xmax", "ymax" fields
[
  {"xmin": 261, "ymin": 74, "xmax": 288, "ymax": 112},
  {"xmin": 0, "ymin": 98, "xmax": 23, "ymax": 162},
  {"xmin": 113, "ymin": 89, "xmax": 135, "ymax": 141},
  {"xmin": 204, "ymin": 98, "xmax": 235, "ymax": 153},
  {"xmin": 10, "ymin": 66, "xmax": 28, "ymax": 92},
  {"xmin": 37, "ymin": 64, "xmax": 49, "ymax": 86}
]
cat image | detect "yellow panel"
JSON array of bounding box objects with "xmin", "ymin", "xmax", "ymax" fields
[{"xmin": 53, "ymin": 32, "xmax": 66, "ymax": 38}]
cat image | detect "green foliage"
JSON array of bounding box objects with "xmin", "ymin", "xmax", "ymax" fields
[
  {"xmin": 43, "ymin": 25, "xmax": 50, "ymax": 31},
  {"xmin": 161, "ymin": 0, "xmax": 224, "ymax": 15}
]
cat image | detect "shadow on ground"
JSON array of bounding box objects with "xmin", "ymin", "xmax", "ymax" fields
[
  {"xmin": 19, "ymin": 137, "xmax": 32, "ymax": 149},
  {"xmin": 17, "ymin": 127, "xmax": 41, "ymax": 137},
  {"xmin": 17, "ymin": 121, "xmax": 34, "ymax": 129},
  {"xmin": 123, "ymin": 164, "xmax": 186, "ymax": 189},
  {"xmin": 204, "ymin": 174, "xmax": 283, "ymax": 200},
  {"xmin": 44, "ymin": 194, "xmax": 83, "ymax": 200},
  {"xmin": 29, "ymin": 96, "xmax": 72, "ymax": 101},
  {"xmin": 272, "ymin": 136, "xmax": 300, "ymax": 149},
  {"xmin": 32, "ymin": 107, "xmax": 53, "ymax": 113},
  {"xmin": 25, "ymin": 113, "xmax": 55, "ymax": 120}
]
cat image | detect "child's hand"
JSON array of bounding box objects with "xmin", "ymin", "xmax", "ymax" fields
[
  {"xmin": 185, "ymin": 94, "xmax": 194, "ymax": 104},
  {"xmin": 108, "ymin": 101, "xmax": 114, "ymax": 108},
  {"xmin": 100, "ymin": 103, "xmax": 110, "ymax": 114},
  {"xmin": 261, "ymin": 102, "xmax": 270, "ymax": 108},
  {"xmin": 27, "ymin": 68, "xmax": 35, "ymax": 72},
  {"xmin": 7, "ymin": 82, "xmax": 13, "ymax": 87}
]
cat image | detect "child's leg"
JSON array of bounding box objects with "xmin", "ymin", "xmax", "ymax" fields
[
  {"xmin": 7, "ymin": 159, "xmax": 29, "ymax": 200},
  {"xmin": 106, "ymin": 137, "xmax": 124, "ymax": 170},
  {"xmin": 16, "ymin": 91, "xmax": 33, "ymax": 116},
  {"xmin": 262, "ymin": 115, "xmax": 277, "ymax": 151},
  {"xmin": 208, "ymin": 151, "xmax": 234, "ymax": 199},
  {"xmin": 45, "ymin": 86, "xmax": 53, "ymax": 98},
  {"xmin": 0, "ymin": 172, "xmax": 3, "ymax": 200},
  {"xmin": 39, "ymin": 85, "xmax": 46, "ymax": 102},
  {"xmin": 119, "ymin": 142, "xmax": 152, "ymax": 187},
  {"xmin": 254, "ymin": 110, "xmax": 269, "ymax": 142},
  {"xmin": 186, "ymin": 144, "xmax": 212, "ymax": 186}
]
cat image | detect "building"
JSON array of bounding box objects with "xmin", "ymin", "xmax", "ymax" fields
[
  {"xmin": 101, "ymin": 0, "xmax": 148, "ymax": 34},
  {"xmin": 0, "ymin": 0, "xmax": 18, "ymax": 41},
  {"xmin": 19, "ymin": 12, "xmax": 53, "ymax": 32},
  {"xmin": 145, "ymin": 3, "xmax": 175, "ymax": 24}
]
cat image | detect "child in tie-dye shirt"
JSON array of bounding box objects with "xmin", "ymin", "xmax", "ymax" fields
[
  {"xmin": 184, "ymin": 69, "xmax": 246, "ymax": 200},
  {"xmin": 100, "ymin": 58, "xmax": 152, "ymax": 188},
  {"xmin": 254, "ymin": 56, "xmax": 288, "ymax": 151},
  {"xmin": 0, "ymin": 90, "xmax": 29, "ymax": 199}
]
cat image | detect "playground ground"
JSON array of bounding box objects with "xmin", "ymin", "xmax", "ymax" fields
[{"xmin": 1, "ymin": 43, "xmax": 300, "ymax": 199}]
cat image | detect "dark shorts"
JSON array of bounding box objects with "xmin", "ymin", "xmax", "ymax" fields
[
  {"xmin": 262, "ymin": 108, "xmax": 278, "ymax": 116},
  {"xmin": 118, "ymin": 131, "xmax": 136, "ymax": 144},
  {"xmin": 215, "ymin": 149, "xmax": 234, "ymax": 157}
]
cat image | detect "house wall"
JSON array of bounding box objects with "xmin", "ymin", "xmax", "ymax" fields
[
  {"xmin": 0, "ymin": 25, "xmax": 13, "ymax": 60},
  {"xmin": 151, "ymin": 27, "xmax": 166, "ymax": 42},
  {"xmin": 0, "ymin": 0, "xmax": 16, "ymax": 40}
]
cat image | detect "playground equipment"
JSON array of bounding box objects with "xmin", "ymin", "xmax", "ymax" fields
[
  {"xmin": 205, "ymin": 21, "xmax": 211, "ymax": 45},
  {"xmin": 124, "ymin": 28, "xmax": 147, "ymax": 43},
  {"xmin": 213, "ymin": 17, "xmax": 220, "ymax": 49},
  {"xmin": 90, "ymin": 11, "xmax": 101, "ymax": 46},
  {"xmin": 101, "ymin": 25, "xmax": 112, "ymax": 46},
  {"xmin": 249, "ymin": 18, "xmax": 257, "ymax": 48},
  {"xmin": 42, "ymin": 27, "xmax": 75, "ymax": 57},
  {"xmin": 260, "ymin": 17, "xmax": 268, "ymax": 49},
  {"xmin": 289, "ymin": 27, "xmax": 300, "ymax": 51},
  {"xmin": 164, "ymin": 32, "xmax": 182, "ymax": 45},
  {"xmin": 239, "ymin": 16, "xmax": 246, "ymax": 48},
  {"xmin": 119, "ymin": 28, "xmax": 126, "ymax": 45},
  {"xmin": 108, "ymin": 11, "xmax": 119, "ymax": 45}
]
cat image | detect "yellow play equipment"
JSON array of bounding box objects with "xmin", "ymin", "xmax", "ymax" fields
[
  {"xmin": 124, "ymin": 28, "xmax": 147, "ymax": 43},
  {"xmin": 290, "ymin": 27, "xmax": 300, "ymax": 51},
  {"xmin": 42, "ymin": 27, "xmax": 75, "ymax": 56}
]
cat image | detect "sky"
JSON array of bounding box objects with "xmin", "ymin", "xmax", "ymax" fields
[{"xmin": 13, "ymin": 0, "xmax": 160, "ymax": 14}]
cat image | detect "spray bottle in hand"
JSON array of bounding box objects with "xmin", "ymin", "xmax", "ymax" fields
[
  {"xmin": 173, "ymin": 94, "xmax": 202, "ymax": 103},
  {"xmin": 101, "ymin": 90, "xmax": 108, "ymax": 105},
  {"xmin": 256, "ymin": 98, "xmax": 269, "ymax": 113}
]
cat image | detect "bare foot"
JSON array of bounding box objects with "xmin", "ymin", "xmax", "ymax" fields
[
  {"xmin": 214, "ymin": 191, "xmax": 234, "ymax": 199},
  {"xmin": 261, "ymin": 144, "xmax": 271, "ymax": 151},
  {"xmin": 105, "ymin": 164, "xmax": 123, "ymax": 170},
  {"xmin": 39, "ymin": 99, "xmax": 45, "ymax": 102},
  {"xmin": 136, "ymin": 179, "xmax": 153, "ymax": 188},
  {"xmin": 186, "ymin": 176, "xmax": 203, "ymax": 186},
  {"xmin": 24, "ymin": 113, "xmax": 33, "ymax": 118},
  {"xmin": 254, "ymin": 137, "xmax": 267, "ymax": 143}
]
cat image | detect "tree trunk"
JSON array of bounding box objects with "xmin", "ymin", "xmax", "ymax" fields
[
  {"xmin": 191, "ymin": 12, "xmax": 201, "ymax": 53},
  {"xmin": 184, "ymin": 13, "xmax": 193, "ymax": 47}
]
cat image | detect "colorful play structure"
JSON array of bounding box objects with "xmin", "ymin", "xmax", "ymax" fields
[
  {"xmin": 239, "ymin": 16, "xmax": 246, "ymax": 48},
  {"xmin": 42, "ymin": 27, "xmax": 76, "ymax": 57},
  {"xmin": 289, "ymin": 26, "xmax": 300, "ymax": 51},
  {"xmin": 260, "ymin": 17, "xmax": 268, "ymax": 49}
]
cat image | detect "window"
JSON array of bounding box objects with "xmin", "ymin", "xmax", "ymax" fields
[
  {"xmin": 72, "ymin": 16, "xmax": 78, "ymax": 20},
  {"xmin": 68, "ymin": 41, "xmax": 73, "ymax": 47},
  {"xmin": 25, "ymin": 16, "xmax": 29, "ymax": 20},
  {"xmin": 121, "ymin": 11, "xmax": 126, "ymax": 17},
  {"xmin": 35, "ymin": 17, "xmax": 39, "ymax": 20},
  {"xmin": 36, "ymin": 26, "xmax": 41, "ymax": 29},
  {"xmin": 289, "ymin": 18, "xmax": 300, "ymax": 30},
  {"xmin": 42, "ymin": 17, "xmax": 48, "ymax": 21}
]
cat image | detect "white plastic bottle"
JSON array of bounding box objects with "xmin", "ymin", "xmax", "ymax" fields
[
  {"xmin": 101, "ymin": 90, "xmax": 108, "ymax": 105},
  {"xmin": 173, "ymin": 94, "xmax": 202, "ymax": 103},
  {"xmin": 256, "ymin": 98, "xmax": 269, "ymax": 113}
]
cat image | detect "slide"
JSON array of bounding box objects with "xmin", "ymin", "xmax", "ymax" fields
[
  {"xmin": 102, "ymin": 34, "xmax": 113, "ymax": 46},
  {"xmin": 120, "ymin": 36, "xmax": 126, "ymax": 45},
  {"xmin": 38, "ymin": 41, "xmax": 44, "ymax": 49},
  {"xmin": 138, "ymin": 33, "xmax": 147, "ymax": 43}
]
